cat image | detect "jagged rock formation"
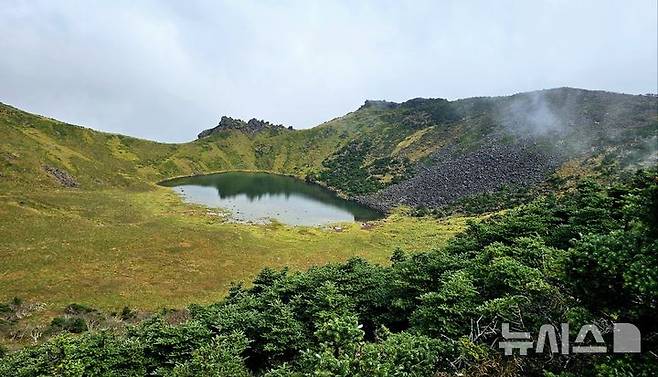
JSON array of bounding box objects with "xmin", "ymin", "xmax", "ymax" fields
[{"xmin": 198, "ymin": 116, "xmax": 291, "ymax": 138}]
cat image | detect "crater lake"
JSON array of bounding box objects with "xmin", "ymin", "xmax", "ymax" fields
[{"xmin": 161, "ymin": 172, "xmax": 383, "ymax": 226}]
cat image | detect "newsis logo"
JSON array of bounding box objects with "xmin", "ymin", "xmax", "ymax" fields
[{"xmin": 499, "ymin": 323, "xmax": 641, "ymax": 355}]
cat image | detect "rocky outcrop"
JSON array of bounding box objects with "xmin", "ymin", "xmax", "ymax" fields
[
  {"xmin": 198, "ymin": 116, "xmax": 291, "ymax": 139},
  {"xmin": 43, "ymin": 165, "xmax": 78, "ymax": 187}
]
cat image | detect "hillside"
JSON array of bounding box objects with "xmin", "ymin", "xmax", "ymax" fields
[{"xmin": 3, "ymin": 88, "xmax": 657, "ymax": 206}]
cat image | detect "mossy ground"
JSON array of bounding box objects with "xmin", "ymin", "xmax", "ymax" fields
[{"xmin": 0, "ymin": 184, "xmax": 467, "ymax": 312}]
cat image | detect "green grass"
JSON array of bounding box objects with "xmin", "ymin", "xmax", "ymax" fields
[{"xmin": 0, "ymin": 186, "xmax": 467, "ymax": 311}]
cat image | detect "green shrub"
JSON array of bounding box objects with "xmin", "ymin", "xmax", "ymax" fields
[
  {"xmin": 49, "ymin": 316, "xmax": 88, "ymax": 334},
  {"xmin": 64, "ymin": 303, "xmax": 96, "ymax": 315}
]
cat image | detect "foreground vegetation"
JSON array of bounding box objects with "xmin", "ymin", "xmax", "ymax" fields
[{"xmin": 1, "ymin": 169, "xmax": 655, "ymax": 376}]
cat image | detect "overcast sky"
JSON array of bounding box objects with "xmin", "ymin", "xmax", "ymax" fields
[{"xmin": 1, "ymin": 1, "xmax": 656, "ymax": 142}]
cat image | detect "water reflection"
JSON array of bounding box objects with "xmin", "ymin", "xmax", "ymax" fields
[{"xmin": 160, "ymin": 172, "xmax": 383, "ymax": 226}]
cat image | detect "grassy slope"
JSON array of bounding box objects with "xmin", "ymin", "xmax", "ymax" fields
[{"xmin": 0, "ymin": 102, "xmax": 361, "ymax": 189}]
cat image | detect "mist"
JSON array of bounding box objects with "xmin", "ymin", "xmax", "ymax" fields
[{"xmin": 1, "ymin": 0, "xmax": 656, "ymax": 142}]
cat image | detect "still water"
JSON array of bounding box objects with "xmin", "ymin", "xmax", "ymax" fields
[{"xmin": 160, "ymin": 172, "xmax": 383, "ymax": 226}]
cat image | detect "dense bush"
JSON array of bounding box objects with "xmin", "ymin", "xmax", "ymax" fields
[
  {"xmin": 49, "ymin": 317, "xmax": 88, "ymax": 334},
  {"xmin": 414, "ymin": 184, "xmax": 537, "ymax": 217},
  {"xmin": 316, "ymin": 141, "xmax": 415, "ymax": 195},
  {"xmin": 316, "ymin": 140, "xmax": 383, "ymax": 195},
  {"xmin": 385, "ymin": 97, "xmax": 460, "ymax": 127},
  {"xmin": 1, "ymin": 169, "xmax": 656, "ymax": 376}
]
